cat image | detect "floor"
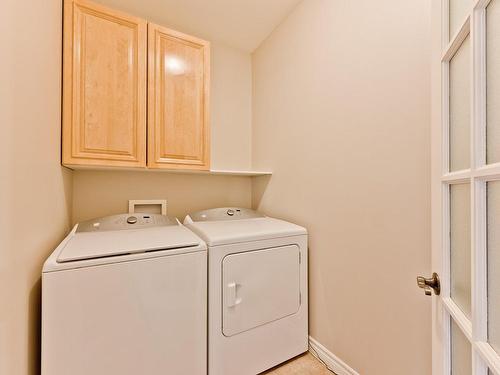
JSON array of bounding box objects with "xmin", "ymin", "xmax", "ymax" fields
[{"xmin": 261, "ymin": 352, "xmax": 335, "ymax": 375}]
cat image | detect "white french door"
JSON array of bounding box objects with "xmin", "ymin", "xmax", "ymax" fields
[{"xmin": 431, "ymin": 0, "xmax": 500, "ymax": 374}]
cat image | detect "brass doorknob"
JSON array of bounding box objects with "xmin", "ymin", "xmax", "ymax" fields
[{"xmin": 416, "ymin": 272, "xmax": 440, "ymax": 296}]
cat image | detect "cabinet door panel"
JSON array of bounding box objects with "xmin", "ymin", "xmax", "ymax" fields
[
  {"xmin": 63, "ymin": 0, "xmax": 146, "ymax": 167},
  {"xmin": 148, "ymin": 24, "xmax": 210, "ymax": 169}
]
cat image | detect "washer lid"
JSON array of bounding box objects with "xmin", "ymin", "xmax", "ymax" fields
[
  {"xmin": 186, "ymin": 217, "xmax": 307, "ymax": 246},
  {"xmin": 58, "ymin": 222, "xmax": 201, "ymax": 263}
]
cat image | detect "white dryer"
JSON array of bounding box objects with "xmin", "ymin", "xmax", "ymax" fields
[
  {"xmin": 42, "ymin": 213, "xmax": 207, "ymax": 375},
  {"xmin": 184, "ymin": 208, "xmax": 308, "ymax": 375}
]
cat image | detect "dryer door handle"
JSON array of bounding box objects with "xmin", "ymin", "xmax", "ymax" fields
[{"xmin": 226, "ymin": 282, "xmax": 242, "ymax": 307}]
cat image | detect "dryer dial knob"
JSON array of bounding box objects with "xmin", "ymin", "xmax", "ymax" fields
[{"xmin": 127, "ymin": 216, "xmax": 138, "ymax": 224}]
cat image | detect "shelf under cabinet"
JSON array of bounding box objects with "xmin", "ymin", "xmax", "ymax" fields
[{"xmin": 63, "ymin": 164, "xmax": 272, "ymax": 177}]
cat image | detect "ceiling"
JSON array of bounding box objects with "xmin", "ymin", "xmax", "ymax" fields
[{"xmin": 101, "ymin": 0, "xmax": 302, "ymax": 52}]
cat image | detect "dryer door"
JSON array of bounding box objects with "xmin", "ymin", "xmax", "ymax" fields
[{"xmin": 222, "ymin": 245, "xmax": 300, "ymax": 337}]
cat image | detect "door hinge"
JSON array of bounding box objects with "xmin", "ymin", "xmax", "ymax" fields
[
  {"xmin": 299, "ymin": 252, "xmax": 301, "ymax": 264},
  {"xmin": 299, "ymin": 292, "xmax": 302, "ymax": 304}
]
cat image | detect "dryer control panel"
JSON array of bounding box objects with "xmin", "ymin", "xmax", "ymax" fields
[
  {"xmin": 187, "ymin": 207, "xmax": 264, "ymax": 222},
  {"xmin": 76, "ymin": 213, "xmax": 176, "ymax": 232}
]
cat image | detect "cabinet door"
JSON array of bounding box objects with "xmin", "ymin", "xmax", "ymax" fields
[
  {"xmin": 148, "ymin": 24, "xmax": 210, "ymax": 170},
  {"xmin": 62, "ymin": 0, "xmax": 147, "ymax": 167}
]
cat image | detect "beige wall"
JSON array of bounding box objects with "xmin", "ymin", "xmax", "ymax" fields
[
  {"xmin": 0, "ymin": 1, "xmax": 73, "ymax": 375},
  {"xmin": 72, "ymin": 171, "xmax": 251, "ymax": 224},
  {"xmin": 251, "ymin": 0, "xmax": 432, "ymax": 374},
  {"xmin": 210, "ymin": 43, "xmax": 252, "ymax": 170},
  {"xmin": 93, "ymin": 0, "xmax": 253, "ymax": 170}
]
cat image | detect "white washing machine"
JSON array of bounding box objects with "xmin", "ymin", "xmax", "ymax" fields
[
  {"xmin": 184, "ymin": 208, "xmax": 308, "ymax": 375},
  {"xmin": 42, "ymin": 213, "xmax": 207, "ymax": 375}
]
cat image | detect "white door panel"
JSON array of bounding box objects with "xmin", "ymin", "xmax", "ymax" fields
[
  {"xmin": 431, "ymin": 1, "xmax": 500, "ymax": 374},
  {"xmin": 222, "ymin": 245, "xmax": 300, "ymax": 337}
]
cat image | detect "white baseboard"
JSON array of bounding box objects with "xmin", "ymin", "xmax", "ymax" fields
[{"xmin": 308, "ymin": 336, "xmax": 360, "ymax": 375}]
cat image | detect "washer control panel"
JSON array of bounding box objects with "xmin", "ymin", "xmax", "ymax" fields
[{"xmin": 76, "ymin": 213, "xmax": 176, "ymax": 232}]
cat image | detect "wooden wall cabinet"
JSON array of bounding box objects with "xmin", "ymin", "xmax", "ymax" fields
[
  {"xmin": 63, "ymin": 0, "xmax": 147, "ymax": 167},
  {"xmin": 148, "ymin": 24, "xmax": 210, "ymax": 170},
  {"xmin": 62, "ymin": 0, "xmax": 210, "ymax": 170}
]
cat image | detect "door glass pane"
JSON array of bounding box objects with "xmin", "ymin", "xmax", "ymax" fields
[
  {"xmin": 450, "ymin": 183, "xmax": 471, "ymax": 318},
  {"xmin": 451, "ymin": 319, "xmax": 472, "ymax": 375},
  {"xmin": 487, "ymin": 0, "xmax": 500, "ymax": 164},
  {"xmin": 450, "ymin": 36, "xmax": 471, "ymax": 172},
  {"xmin": 449, "ymin": 0, "xmax": 473, "ymax": 40},
  {"xmin": 487, "ymin": 181, "xmax": 500, "ymax": 354}
]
